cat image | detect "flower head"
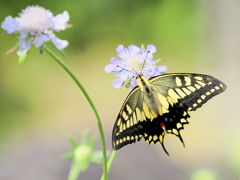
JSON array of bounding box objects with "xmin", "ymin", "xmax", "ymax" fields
[
  {"xmin": 62, "ymin": 129, "xmax": 106, "ymax": 179},
  {"xmin": 105, "ymin": 44, "xmax": 167, "ymax": 89},
  {"xmin": 1, "ymin": 5, "xmax": 70, "ymax": 57}
]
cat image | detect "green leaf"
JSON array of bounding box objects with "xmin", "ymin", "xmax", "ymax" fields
[
  {"xmin": 18, "ymin": 51, "xmax": 28, "ymax": 63},
  {"xmin": 81, "ymin": 128, "xmax": 90, "ymax": 144},
  {"xmin": 61, "ymin": 152, "xmax": 74, "ymax": 160},
  {"xmin": 124, "ymin": 78, "xmax": 133, "ymax": 89},
  {"xmin": 155, "ymin": 58, "xmax": 161, "ymax": 63},
  {"xmin": 89, "ymin": 134, "xmax": 98, "ymax": 148},
  {"xmin": 91, "ymin": 151, "xmax": 104, "ymax": 164},
  {"xmin": 68, "ymin": 136, "xmax": 79, "ymax": 149}
]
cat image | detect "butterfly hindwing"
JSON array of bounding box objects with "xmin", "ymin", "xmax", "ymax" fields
[
  {"xmin": 140, "ymin": 104, "xmax": 190, "ymax": 155},
  {"xmin": 112, "ymin": 73, "xmax": 227, "ymax": 154}
]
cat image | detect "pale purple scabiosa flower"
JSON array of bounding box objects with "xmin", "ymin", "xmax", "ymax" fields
[
  {"xmin": 105, "ymin": 44, "xmax": 167, "ymax": 90},
  {"xmin": 1, "ymin": 5, "xmax": 71, "ymax": 57}
]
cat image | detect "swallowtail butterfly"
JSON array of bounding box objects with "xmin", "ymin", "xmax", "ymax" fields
[{"xmin": 112, "ymin": 73, "xmax": 226, "ymax": 155}]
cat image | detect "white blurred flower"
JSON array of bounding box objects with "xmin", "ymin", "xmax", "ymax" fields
[{"xmin": 1, "ymin": 5, "xmax": 70, "ymax": 57}]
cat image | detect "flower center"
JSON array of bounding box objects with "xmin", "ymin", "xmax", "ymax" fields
[
  {"xmin": 127, "ymin": 56, "xmax": 145, "ymax": 73},
  {"xmin": 74, "ymin": 145, "xmax": 92, "ymax": 162},
  {"xmin": 18, "ymin": 6, "xmax": 54, "ymax": 33}
]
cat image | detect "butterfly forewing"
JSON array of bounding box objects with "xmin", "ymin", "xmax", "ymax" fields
[
  {"xmin": 112, "ymin": 73, "xmax": 227, "ymax": 154},
  {"xmin": 112, "ymin": 86, "xmax": 144, "ymax": 150},
  {"xmin": 149, "ymin": 73, "xmax": 227, "ymax": 111}
]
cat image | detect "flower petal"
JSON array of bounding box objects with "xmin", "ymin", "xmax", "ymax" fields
[
  {"xmin": 146, "ymin": 44, "xmax": 156, "ymax": 54},
  {"xmin": 110, "ymin": 57, "xmax": 121, "ymax": 64},
  {"xmin": 104, "ymin": 64, "xmax": 117, "ymax": 73},
  {"xmin": 34, "ymin": 33, "xmax": 49, "ymax": 47},
  {"xmin": 1, "ymin": 16, "xmax": 18, "ymax": 34},
  {"xmin": 53, "ymin": 11, "xmax": 70, "ymax": 31},
  {"xmin": 116, "ymin": 44, "xmax": 127, "ymax": 59},
  {"xmin": 128, "ymin": 45, "xmax": 140, "ymax": 56},
  {"xmin": 151, "ymin": 71, "xmax": 161, "ymax": 77},
  {"xmin": 19, "ymin": 31, "xmax": 29, "ymax": 38},
  {"xmin": 130, "ymin": 78, "xmax": 138, "ymax": 90},
  {"xmin": 113, "ymin": 78, "xmax": 124, "ymax": 89},
  {"xmin": 48, "ymin": 33, "xmax": 68, "ymax": 50},
  {"xmin": 157, "ymin": 65, "xmax": 168, "ymax": 72},
  {"xmin": 17, "ymin": 39, "xmax": 31, "ymax": 56}
]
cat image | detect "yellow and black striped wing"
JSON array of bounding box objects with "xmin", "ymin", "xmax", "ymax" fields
[
  {"xmin": 112, "ymin": 73, "xmax": 227, "ymax": 155},
  {"xmin": 149, "ymin": 73, "xmax": 227, "ymax": 112},
  {"xmin": 112, "ymin": 85, "xmax": 144, "ymax": 149}
]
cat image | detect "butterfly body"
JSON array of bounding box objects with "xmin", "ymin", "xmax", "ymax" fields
[
  {"xmin": 112, "ymin": 73, "xmax": 227, "ymax": 155},
  {"xmin": 137, "ymin": 75, "xmax": 161, "ymax": 116}
]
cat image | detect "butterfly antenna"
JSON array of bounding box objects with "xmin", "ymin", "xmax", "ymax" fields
[
  {"xmin": 140, "ymin": 50, "xmax": 150, "ymax": 75},
  {"xmin": 116, "ymin": 65, "xmax": 135, "ymax": 74},
  {"xmin": 116, "ymin": 65, "xmax": 139, "ymax": 79}
]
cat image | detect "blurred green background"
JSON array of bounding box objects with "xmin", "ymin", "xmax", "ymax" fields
[{"xmin": 0, "ymin": 0, "xmax": 239, "ymax": 180}]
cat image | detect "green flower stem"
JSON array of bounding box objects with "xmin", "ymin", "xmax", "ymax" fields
[
  {"xmin": 101, "ymin": 151, "xmax": 117, "ymax": 180},
  {"xmin": 68, "ymin": 160, "xmax": 82, "ymax": 180},
  {"xmin": 43, "ymin": 45, "xmax": 108, "ymax": 180}
]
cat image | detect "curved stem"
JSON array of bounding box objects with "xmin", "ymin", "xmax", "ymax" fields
[
  {"xmin": 43, "ymin": 45, "xmax": 108, "ymax": 180},
  {"xmin": 100, "ymin": 151, "xmax": 117, "ymax": 180}
]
